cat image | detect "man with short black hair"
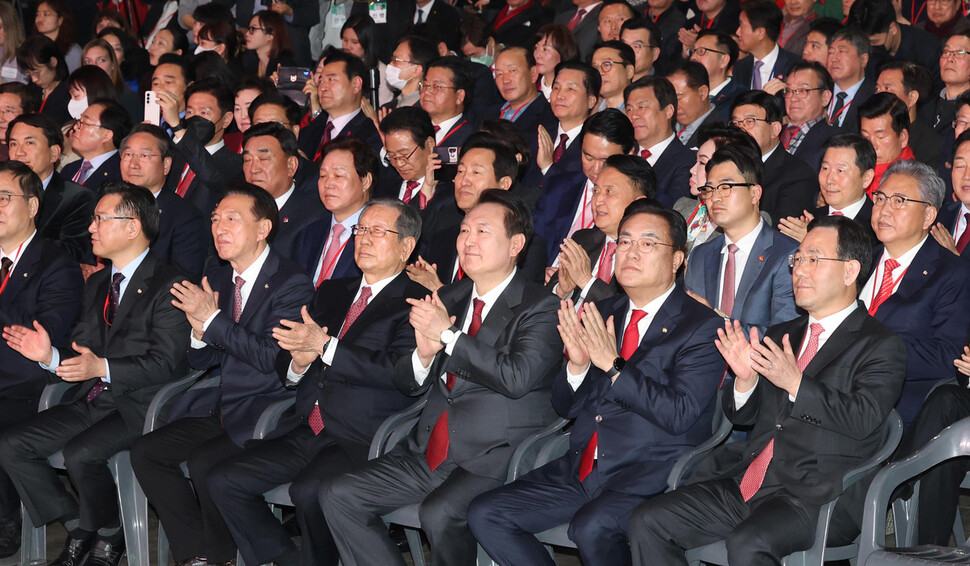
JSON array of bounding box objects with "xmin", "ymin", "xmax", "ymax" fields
[
  {"xmin": 0, "ymin": 83, "xmax": 35, "ymax": 162},
  {"xmin": 782, "ymin": 61, "xmax": 841, "ymax": 171},
  {"xmin": 859, "ymin": 92, "xmax": 916, "ymax": 194},
  {"xmin": 620, "ymin": 18, "xmax": 662, "ymax": 80},
  {"xmin": 487, "ymin": 46, "xmax": 555, "ymax": 165},
  {"xmin": 597, "ymin": 0, "xmax": 636, "ymax": 42},
  {"xmin": 592, "ymin": 41, "xmax": 636, "ymax": 111},
  {"xmin": 536, "ymin": 61, "xmax": 600, "ymax": 179},
  {"xmin": 690, "ymin": 31, "xmax": 744, "ymax": 118},
  {"xmin": 876, "ymin": 60, "xmax": 943, "ymax": 166},
  {"xmin": 668, "ymin": 62, "xmax": 725, "ymax": 149},
  {"xmin": 733, "ymin": 1, "xmax": 800, "ymax": 91},
  {"xmin": 645, "ymin": 0, "xmax": 686, "ymax": 71},
  {"xmin": 419, "ymin": 56, "xmax": 477, "ymax": 164}
]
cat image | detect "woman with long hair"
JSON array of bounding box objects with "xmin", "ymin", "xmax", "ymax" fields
[
  {"xmin": 0, "ymin": 2, "xmax": 26, "ymax": 84},
  {"xmin": 33, "ymin": 0, "xmax": 80, "ymax": 72},
  {"xmin": 341, "ymin": 14, "xmax": 391, "ymax": 105},
  {"xmin": 241, "ymin": 10, "xmax": 293, "ymax": 78},
  {"xmin": 17, "ymin": 34, "xmax": 70, "ymax": 124},
  {"xmin": 82, "ymin": 38, "xmax": 141, "ymax": 120},
  {"xmin": 98, "ymin": 26, "xmax": 149, "ymax": 92}
]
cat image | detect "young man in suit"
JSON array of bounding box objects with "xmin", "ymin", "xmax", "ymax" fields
[
  {"xmin": 207, "ymin": 199, "xmax": 425, "ymax": 566},
  {"xmin": 876, "ymin": 61, "xmax": 943, "ymax": 167},
  {"xmin": 0, "ymin": 183, "xmax": 190, "ymax": 566},
  {"xmin": 290, "ymin": 137, "xmax": 372, "ymax": 286},
  {"xmin": 323, "ymin": 189, "xmax": 564, "ymax": 566},
  {"xmin": 779, "ymin": 133, "xmax": 878, "ymax": 243},
  {"xmin": 668, "ymin": 62, "xmax": 726, "ymax": 149},
  {"xmin": 554, "ymin": 0, "xmax": 606, "ymax": 59},
  {"xmin": 0, "ymin": 161, "xmax": 83, "ymax": 558},
  {"xmin": 536, "ymin": 62, "xmax": 600, "ymax": 179},
  {"xmin": 596, "ymin": 0, "xmax": 636, "ymax": 43},
  {"xmin": 645, "ymin": 0, "xmax": 686, "ymax": 72},
  {"xmin": 549, "ymin": 155, "xmax": 653, "ymax": 305},
  {"xmin": 130, "ymin": 182, "xmax": 315, "ymax": 566},
  {"xmin": 469, "ymin": 200, "xmax": 726, "ymax": 566},
  {"xmin": 419, "ymin": 57, "xmax": 477, "ymax": 166},
  {"xmin": 862, "ymin": 159, "xmax": 970, "ymax": 424},
  {"xmin": 825, "ymin": 27, "xmax": 875, "ymax": 132},
  {"xmin": 859, "ymin": 92, "xmax": 916, "ymax": 194},
  {"xmin": 593, "ymin": 41, "xmax": 636, "ymax": 111},
  {"xmin": 685, "ymin": 145, "xmax": 799, "ymax": 334},
  {"xmin": 783, "ymin": 62, "xmax": 842, "ymax": 171},
  {"xmin": 933, "ymin": 131, "xmax": 970, "ymax": 256},
  {"xmin": 621, "ymin": 18, "xmax": 663, "ymax": 81},
  {"xmin": 733, "ymin": 1, "xmax": 800, "ymax": 91},
  {"xmin": 62, "ymin": 100, "xmax": 130, "ymax": 192},
  {"xmin": 299, "ymin": 52, "xmax": 382, "ymax": 162},
  {"xmin": 119, "ymin": 125, "xmax": 208, "ymax": 283},
  {"xmin": 629, "ymin": 215, "xmax": 907, "ymax": 565},
  {"xmin": 243, "ymin": 122, "xmax": 326, "ymax": 261},
  {"xmin": 152, "ymin": 55, "xmax": 194, "ymax": 139},
  {"xmin": 691, "ymin": 31, "xmax": 744, "ymax": 119},
  {"xmin": 731, "ymin": 90, "xmax": 819, "ymax": 224},
  {"xmin": 7, "ymin": 114, "xmax": 96, "ymax": 264}
]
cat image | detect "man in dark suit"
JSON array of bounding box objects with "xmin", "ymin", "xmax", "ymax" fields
[
  {"xmin": 0, "ymin": 161, "xmax": 83, "ymax": 558},
  {"xmin": 536, "ymin": 62, "xmax": 600, "ymax": 179},
  {"xmin": 783, "ymin": 62, "xmax": 843, "ymax": 171},
  {"xmin": 779, "ymin": 133, "xmax": 879, "ymax": 244},
  {"xmin": 413, "ymin": 0, "xmax": 462, "ymax": 53},
  {"xmin": 485, "ymin": 47, "xmax": 555, "ymax": 164},
  {"xmin": 624, "ymin": 77, "xmax": 696, "ymax": 207},
  {"xmin": 690, "ymin": 31, "xmax": 744, "ymax": 119},
  {"xmin": 490, "ymin": 0, "xmax": 549, "ymax": 48},
  {"xmin": 629, "ymin": 215, "xmax": 906, "ymax": 565},
  {"xmin": 0, "ymin": 183, "xmax": 190, "ymax": 566},
  {"xmin": 680, "ymin": 0, "xmax": 741, "ymax": 59},
  {"xmin": 731, "ymin": 91, "xmax": 819, "ymax": 224},
  {"xmin": 207, "ymin": 199, "xmax": 425, "ymax": 566},
  {"xmin": 876, "ymin": 61, "xmax": 943, "ymax": 167},
  {"xmin": 859, "ymin": 93, "xmax": 918, "ymax": 194},
  {"xmin": 685, "ymin": 145, "xmax": 799, "ymax": 335},
  {"xmin": 933, "ymin": 131, "xmax": 970, "ymax": 257},
  {"xmin": 244, "ymin": 123, "xmax": 326, "ymax": 260},
  {"xmin": 668, "ymin": 62, "xmax": 726, "ymax": 149},
  {"xmin": 847, "ymin": 0, "xmax": 941, "ymax": 79},
  {"xmin": 824, "ymin": 27, "xmax": 876, "ymax": 132},
  {"xmin": 130, "ymin": 182, "xmax": 314, "ymax": 566},
  {"xmin": 419, "ymin": 56, "xmax": 479, "ymax": 177},
  {"xmin": 7, "ymin": 114, "xmax": 96, "ymax": 264},
  {"xmin": 62, "ymin": 100, "xmax": 130, "ymax": 192},
  {"xmin": 298, "ymin": 52, "xmax": 382, "ymax": 162},
  {"xmin": 862, "ymin": 160, "xmax": 970, "ymax": 424},
  {"xmin": 323, "ymin": 189, "xmax": 564, "ymax": 566},
  {"xmin": 533, "ymin": 109, "xmax": 636, "ymax": 262},
  {"xmin": 166, "ymin": 79, "xmax": 241, "ymax": 216},
  {"xmin": 621, "ymin": 18, "xmax": 663, "ymax": 81},
  {"xmin": 469, "ymin": 201, "xmax": 726, "ymax": 566},
  {"xmin": 119, "ymin": 125, "xmax": 208, "ymax": 283},
  {"xmin": 554, "ymin": 0, "xmax": 605, "ymax": 59},
  {"xmin": 548, "ymin": 155, "xmax": 653, "ymax": 305},
  {"xmin": 290, "ymin": 137, "xmax": 376, "ymax": 286},
  {"xmin": 732, "ymin": 1, "xmax": 800, "ymax": 91},
  {"xmin": 645, "ymin": 1, "xmax": 686, "ymax": 73}
]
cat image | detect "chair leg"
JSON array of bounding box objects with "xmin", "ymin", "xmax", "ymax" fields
[
  {"xmin": 110, "ymin": 451, "xmax": 149, "ymax": 566},
  {"xmin": 404, "ymin": 527, "xmax": 426, "ymax": 566},
  {"xmin": 17, "ymin": 505, "xmax": 44, "ymax": 566}
]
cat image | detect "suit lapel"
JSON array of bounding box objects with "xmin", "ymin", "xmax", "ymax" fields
[
  {"xmin": 108, "ymin": 254, "xmax": 156, "ymax": 333},
  {"xmin": 471, "ymin": 276, "xmax": 524, "ymax": 348},
  {"xmin": 339, "ymin": 273, "xmax": 407, "ymax": 342},
  {"xmin": 881, "ymin": 241, "xmax": 937, "ymax": 311},
  {"xmin": 703, "ymin": 234, "xmax": 725, "ymax": 303},
  {"xmin": 735, "ymin": 227, "xmax": 771, "ymax": 309},
  {"xmin": 0, "ymin": 237, "xmax": 41, "ymax": 303},
  {"xmin": 800, "ymin": 307, "xmax": 864, "ymax": 377},
  {"xmin": 238, "ymin": 251, "xmax": 280, "ymax": 327}
]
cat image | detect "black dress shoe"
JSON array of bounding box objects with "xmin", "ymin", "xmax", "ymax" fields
[
  {"xmin": 49, "ymin": 534, "xmax": 93, "ymax": 566},
  {"xmin": 0, "ymin": 517, "xmax": 21, "ymax": 558},
  {"xmin": 83, "ymin": 538, "xmax": 125, "ymax": 566}
]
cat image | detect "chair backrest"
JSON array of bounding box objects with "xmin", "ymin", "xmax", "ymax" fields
[
  {"xmin": 507, "ymin": 418, "xmax": 571, "ymax": 482},
  {"xmin": 368, "ymin": 396, "xmax": 429, "ymax": 460},
  {"xmin": 667, "ymin": 388, "xmax": 731, "ymax": 490}
]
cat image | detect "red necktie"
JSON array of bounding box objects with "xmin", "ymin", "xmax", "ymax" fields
[
  {"xmin": 720, "ymin": 244, "xmax": 739, "ymax": 317},
  {"xmin": 315, "ymin": 224, "xmax": 346, "ymax": 288},
  {"xmin": 426, "ymin": 298, "xmax": 485, "ymax": 470},
  {"xmin": 868, "ymin": 258, "xmax": 900, "ymax": 315},
  {"xmin": 781, "ymin": 124, "xmax": 799, "ymax": 148},
  {"xmin": 831, "ymin": 210, "xmax": 844, "ymax": 216},
  {"xmin": 579, "ymin": 309, "xmax": 646, "ymax": 480},
  {"xmin": 313, "ymin": 120, "xmax": 335, "ymax": 162},
  {"xmin": 232, "ymin": 275, "xmax": 245, "ymax": 323},
  {"xmin": 956, "ymin": 213, "xmax": 970, "ymax": 253},
  {"xmin": 738, "ymin": 322, "xmax": 823, "ymax": 501},
  {"xmin": 552, "ymin": 133, "xmax": 568, "ymax": 163},
  {"xmin": 567, "ymin": 7, "xmax": 587, "ymax": 30},
  {"xmin": 175, "ymin": 163, "xmax": 195, "ymax": 197},
  {"xmin": 640, "ymin": 149, "xmax": 652, "ymax": 160},
  {"xmin": 402, "ymin": 180, "xmax": 419, "ymax": 204},
  {"xmin": 596, "ymin": 240, "xmax": 617, "ymax": 283}
]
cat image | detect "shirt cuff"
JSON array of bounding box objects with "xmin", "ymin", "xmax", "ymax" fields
[
  {"xmin": 566, "ymin": 363, "xmax": 590, "ymax": 392},
  {"xmin": 541, "ymin": 164, "xmax": 551, "ymax": 175},
  {"xmin": 286, "ymin": 359, "xmax": 308, "ymax": 385},
  {"xmin": 104, "ymin": 361, "xmax": 111, "ymax": 383},
  {"xmin": 578, "ymin": 276, "xmax": 597, "ymax": 300},
  {"xmin": 734, "ymin": 379, "xmax": 757, "ymax": 408},
  {"xmin": 321, "ymin": 337, "xmax": 338, "ymax": 366},
  {"xmin": 39, "ymin": 348, "xmax": 60, "ymax": 371},
  {"xmin": 411, "ymin": 349, "xmax": 432, "ymax": 386},
  {"xmin": 444, "ymin": 332, "xmax": 462, "ymax": 356}
]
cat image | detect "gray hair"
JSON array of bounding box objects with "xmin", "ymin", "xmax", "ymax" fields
[
  {"xmin": 882, "ymin": 159, "xmax": 945, "ymax": 209},
  {"xmin": 362, "ymin": 197, "xmax": 423, "ymax": 241}
]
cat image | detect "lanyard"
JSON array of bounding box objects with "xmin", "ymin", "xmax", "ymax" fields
[
  {"xmin": 0, "ymin": 240, "xmax": 25, "ymax": 296},
  {"xmin": 579, "ymin": 186, "xmax": 594, "ymax": 230},
  {"xmin": 779, "ymin": 13, "xmax": 815, "ymax": 47},
  {"xmin": 700, "ymin": 13, "xmax": 716, "ymax": 29},
  {"xmin": 320, "ymin": 234, "xmax": 350, "ymax": 281},
  {"xmin": 437, "ymin": 120, "xmax": 467, "ymax": 145},
  {"xmin": 500, "ymin": 101, "xmax": 530, "ymax": 122},
  {"xmin": 869, "ymin": 263, "xmax": 909, "ymax": 306},
  {"xmin": 828, "ymin": 98, "xmax": 852, "ymax": 124}
]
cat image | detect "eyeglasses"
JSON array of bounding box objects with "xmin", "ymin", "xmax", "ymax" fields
[
  {"xmin": 625, "ymin": 40, "xmax": 657, "ymax": 52},
  {"xmin": 352, "ymin": 224, "xmax": 399, "ymax": 238},
  {"xmin": 0, "ymin": 193, "xmax": 30, "ymax": 207},
  {"xmin": 418, "ymin": 82, "xmax": 457, "ymax": 94},
  {"xmin": 246, "ymin": 26, "xmax": 272, "ymax": 34},
  {"xmin": 781, "ymin": 87, "xmax": 824, "ymax": 98},
  {"xmin": 592, "ymin": 60, "xmax": 624, "ymax": 73},
  {"xmin": 788, "ymin": 254, "xmax": 850, "ymax": 268},
  {"xmin": 390, "ymin": 57, "xmax": 415, "ymax": 65},
  {"xmin": 120, "ymin": 150, "xmax": 163, "ymax": 161},
  {"xmin": 91, "ymin": 215, "xmax": 134, "ymax": 226},
  {"xmin": 730, "ymin": 117, "xmax": 770, "ymax": 129},
  {"xmin": 73, "ymin": 120, "xmax": 105, "ymax": 130},
  {"xmin": 616, "ymin": 237, "xmax": 674, "ymax": 254},
  {"xmin": 688, "ymin": 47, "xmax": 728, "ymax": 57},
  {"xmin": 871, "ymin": 190, "xmax": 931, "ymax": 209},
  {"xmin": 954, "ymin": 118, "xmax": 970, "ymax": 131},
  {"xmin": 384, "ymin": 145, "xmax": 419, "ymax": 166},
  {"xmin": 697, "ymin": 182, "xmax": 755, "ymax": 199},
  {"xmin": 942, "ymin": 49, "xmax": 970, "ymax": 59}
]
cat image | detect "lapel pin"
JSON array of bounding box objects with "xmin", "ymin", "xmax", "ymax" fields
[
  {"xmin": 137, "ymin": 288, "xmax": 142, "ymax": 294},
  {"xmin": 662, "ymin": 327, "xmax": 668, "ymax": 333},
  {"xmin": 922, "ymin": 270, "xmax": 928, "ymax": 275},
  {"xmin": 22, "ymin": 272, "xmax": 27, "ymax": 277},
  {"xmin": 758, "ymin": 256, "xmax": 765, "ymax": 262},
  {"xmin": 264, "ymin": 283, "xmax": 269, "ymax": 289},
  {"xmin": 283, "ymin": 217, "xmax": 289, "ymax": 222}
]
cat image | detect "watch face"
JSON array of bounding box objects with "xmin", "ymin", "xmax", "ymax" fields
[{"xmin": 613, "ymin": 357, "xmax": 626, "ymax": 372}]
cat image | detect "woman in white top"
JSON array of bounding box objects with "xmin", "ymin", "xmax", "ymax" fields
[
  {"xmin": 340, "ymin": 14, "xmax": 393, "ymax": 106},
  {"xmin": 0, "ymin": 2, "xmax": 26, "ymax": 84},
  {"xmin": 532, "ymin": 24, "xmax": 579, "ymax": 100}
]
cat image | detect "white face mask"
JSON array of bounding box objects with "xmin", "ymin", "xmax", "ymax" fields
[
  {"xmin": 67, "ymin": 96, "xmax": 88, "ymax": 119},
  {"xmin": 194, "ymin": 44, "xmax": 214, "ymax": 55},
  {"xmin": 385, "ymin": 63, "xmax": 409, "ymax": 90}
]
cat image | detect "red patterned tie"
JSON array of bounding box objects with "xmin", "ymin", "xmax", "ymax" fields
[
  {"xmin": 315, "ymin": 224, "xmax": 346, "ymax": 288},
  {"xmin": 579, "ymin": 309, "xmax": 647, "ymax": 480},
  {"xmin": 868, "ymin": 258, "xmax": 900, "ymax": 315},
  {"xmin": 402, "ymin": 180, "xmax": 419, "ymax": 204},
  {"xmin": 313, "ymin": 120, "xmax": 335, "ymax": 162},
  {"xmin": 956, "ymin": 213, "xmax": 970, "ymax": 253},
  {"xmin": 232, "ymin": 276, "xmax": 245, "ymax": 323},
  {"xmin": 175, "ymin": 163, "xmax": 196, "ymax": 197},
  {"xmin": 567, "ymin": 7, "xmax": 587, "ymax": 30},
  {"xmin": 640, "ymin": 149, "xmax": 652, "ymax": 160},
  {"xmin": 74, "ymin": 160, "xmax": 93, "ymax": 184},
  {"xmin": 426, "ymin": 298, "xmax": 485, "ymax": 470},
  {"xmin": 596, "ymin": 240, "xmax": 617, "ymax": 283},
  {"xmin": 338, "ymin": 286, "xmax": 371, "ymax": 339},
  {"xmin": 738, "ymin": 322, "xmax": 823, "ymax": 501},
  {"xmin": 720, "ymin": 244, "xmax": 739, "ymax": 317},
  {"xmin": 552, "ymin": 133, "xmax": 568, "ymax": 163}
]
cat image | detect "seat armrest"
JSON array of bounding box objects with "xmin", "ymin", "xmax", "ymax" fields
[
  {"xmin": 369, "ymin": 397, "xmax": 429, "ymax": 459},
  {"xmin": 253, "ymin": 397, "xmax": 297, "ymax": 440},
  {"xmin": 143, "ymin": 369, "xmax": 209, "ymax": 434}
]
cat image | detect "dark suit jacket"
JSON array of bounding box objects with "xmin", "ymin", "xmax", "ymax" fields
[
  {"xmin": 290, "ymin": 214, "xmax": 362, "ymax": 282},
  {"xmin": 0, "ymin": 237, "xmax": 83, "ymax": 399},
  {"xmin": 835, "ymin": 78, "xmax": 876, "ymax": 133},
  {"xmin": 684, "ymin": 109, "xmax": 727, "ymax": 149},
  {"xmin": 812, "ymin": 199, "xmax": 877, "ymax": 244},
  {"xmin": 61, "ymin": 152, "xmax": 123, "ymax": 192},
  {"xmin": 791, "ymin": 120, "xmax": 842, "ymax": 171},
  {"xmin": 174, "ymin": 248, "xmax": 314, "ymax": 445},
  {"xmin": 531, "ymin": 170, "xmax": 588, "ymax": 262},
  {"xmin": 910, "ymin": 119, "xmax": 944, "ymax": 168},
  {"xmin": 418, "ymin": 0, "xmax": 462, "ymax": 52},
  {"xmin": 541, "ymin": 119, "xmax": 585, "ymax": 179},
  {"xmin": 546, "ymin": 287, "xmax": 725, "ymax": 496},
  {"xmin": 167, "ymin": 117, "xmax": 243, "ymax": 215},
  {"xmin": 654, "ymin": 7, "xmax": 687, "ymax": 74},
  {"xmin": 683, "ymin": 4, "xmax": 740, "ymax": 36},
  {"xmin": 867, "ymin": 239, "xmax": 970, "ymax": 422},
  {"xmin": 153, "ymin": 189, "xmax": 208, "ymax": 284},
  {"xmin": 63, "ymin": 252, "xmax": 190, "ymax": 435},
  {"xmin": 487, "ymin": 94, "xmax": 556, "ymax": 168},
  {"xmin": 732, "ymin": 48, "xmax": 801, "ymax": 90},
  {"xmin": 273, "ymin": 183, "xmax": 327, "ymax": 261},
  {"xmin": 937, "ymin": 201, "xmax": 970, "ymax": 259},
  {"xmin": 38, "ymin": 172, "xmax": 96, "ymax": 264},
  {"xmin": 491, "ymin": 3, "xmax": 550, "ymax": 48},
  {"xmin": 298, "ymin": 111, "xmax": 383, "ymax": 161},
  {"xmin": 691, "ymin": 306, "xmax": 906, "ymax": 505},
  {"xmin": 553, "ymin": 4, "xmax": 604, "ymax": 59},
  {"xmin": 373, "ymin": 172, "xmax": 456, "ymax": 255},
  {"xmin": 711, "ymin": 78, "xmax": 747, "ymax": 119},
  {"xmin": 546, "ymin": 227, "xmax": 624, "ymax": 303},
  {"xmin": 393, "ymin": 272, "xmax": 563, "ymax": 480},
  {"xmin": 685, "ymin": 224, "xmax": 800, "ymax": 334},
  {"xmin": 653, "ymin": 138, "xmax": 696, "ymax": 207},
  {"xmin": 37, "ymin": 81, "xmax": 71, "ymax": 125},
  {"xmin": 761, "ymin": 144, "xmax": 819, "ymax": 224}
]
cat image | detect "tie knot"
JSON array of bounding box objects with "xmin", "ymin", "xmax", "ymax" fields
[
  {"xmin": 884, "ymin": 258, "xmax": 900, "ymax": 273},
  {"xmin": 331, "ymin": 223, "xmax": 346, "ymax": 238},
  {"xmin": 629, "ymin": 309, "xmax": 647, "ymax": 326},
  {"xmin": 640, "ymin": 149, "xmax": 652, "ymax": 159},
  {"xmin": 325, "ymin": 120, "xmax": 334, "ymax": 131},
  {"xmin": 964, "ymin": 212, "xmax": 969, "ymax": 222},
  {"xmin": 837, "ymin": 92, "xmax": 847, "ymax": 101},
  {"xmin": 406, "ymin": 180, "xmax": 419, "ymax": 190},
  {"xmin": 559, "ymin": 133, "xmax": 568, "ymax": 144},
  {"xmin": 472, "ymin": 297, "xmax": 485, "ymax": 318},
  {"xmin": 808, "ymin": 322, "xmax": 824, "ymax": 338},
  {"xmin": 112, "ymin": 272, "xmax": 125, "ymax": 286},
  {"xmin": 359, "ymin": 285, "xmax": 372, "ymax": 302},
  {"xmin": 754, "ymin": 60, "xmax": 763, "ymax": 69},
  {"xmin": 604, "ymin": 240, "xmax": 617, "ymax": 254},
  {"xmin": 234, "ymin": 275, "xmax": 245, "ymax": 288},
  {"xmin": 0, "ymin": 257, "xmax": 11, "ymax": 270},
  {"xmin": 727, "ymin": 243, "xmax": 739, "ymax": 254},
  {"xmin": 433, "ymin": 125, "xmax": 441, "ymax": 134}
]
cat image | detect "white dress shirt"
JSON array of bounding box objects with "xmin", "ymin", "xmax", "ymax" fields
[
  {"xmin": 192, "ymin": 244, "xmax": 271, "ymax": 349},
  {"xmin": 642, "ymin": 134, "xmax": 675, "ymax": 167},
  {"xmin": 829, "ymin": 195, "xmax": 868, "ymax": 219},
  {"xmin": 859, "ymin": 235, "xmax": 928, "ymax": 310}
]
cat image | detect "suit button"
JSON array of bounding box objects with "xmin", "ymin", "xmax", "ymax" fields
[
  {"xmin": 317, "ymin": 383, "xmax": 325, "ymax": 389},
  {"xmin": 447, "ymin": 398, "xmax": 453, "ymax": 405},
  {"xmin": 595, "ymin": 415, "xmax": 603, "ymax": 422},
  {"xmin": 426, "ymin": 426, "xmax": 431, "ymax": 432}
]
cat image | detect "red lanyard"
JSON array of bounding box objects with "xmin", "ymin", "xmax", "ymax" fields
[
  {"xmin": 869, "ymin": 263, "xmax": 908, "ymax": 306},
  {"xmin": 579, "ymin": 185, "xmax": 594, "ymax": 229},
  {"xmin": 779, "ymin": 14, "xmax": 815, "ymax": 47},
  {"xmin": 700, "ymin": 13, "xmax": 716, "ymax": 29},
  {"xmin": 320, "ymin": 235, "xmax": 350, "ymax": 281},
  {"xmin": 0, "ymin": 240, "xmax": 25, "ymax": 296},
  {"xmin": 500, "ymin": 101, "xmax": 530, "ymax": 122},
  {"xmin": 437, "ymin": 120, "xmax": 467, "ymax": 145},
  {"xmin": 829, "ymin": 98, "xmax": 852, "ymax": 123}
]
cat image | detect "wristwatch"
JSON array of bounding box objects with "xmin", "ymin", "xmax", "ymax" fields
[
  {"xmin": 170, "ymin": 122, "xmax": 186, "ymax": 133},
  {"xmin": 606, "ymin": 357, "xmax": 625, "ymax": 380},
  {"xmin": 439, "ymin": 326, "xmax": 460, "ymax": 346}
]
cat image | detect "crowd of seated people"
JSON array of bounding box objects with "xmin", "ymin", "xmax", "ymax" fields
[{"xmin": 0, "ymin": 0, "xmax": 968, "ymax": 565}]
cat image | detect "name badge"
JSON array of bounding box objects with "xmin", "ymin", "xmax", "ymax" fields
[
  {"xmin": 369, "ymin": 2, "xmax": 387, "ymax": 24},
  {"xmin": 1, "ymin": 65, "xmax": 17, "ymax": 80},
  {"xmin": 330, "ymin": 4, "xmax": 346, "ymax": 28}
]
